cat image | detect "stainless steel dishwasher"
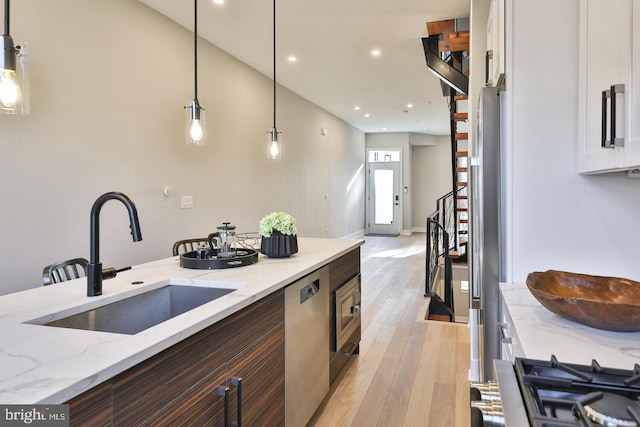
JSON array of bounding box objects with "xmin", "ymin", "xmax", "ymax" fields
[{"xmin": 285, "ymin": 265, "xmax": 330, "ymax": 427}]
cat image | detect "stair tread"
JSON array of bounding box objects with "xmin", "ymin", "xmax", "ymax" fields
[
  {"xmin": 426, "ymin": 20, "xmax": 455, "ymax": 53},
  {"xmin": 456, "ymin": 196, "xmax": 467, "ymax": 200},
  {"xmin": 456, "ymin": 167, "xmax": 468, "ymax": 172},
  {"xmin": 454, "ymin": 94, "xmax": 468, "ymax": 101},
  {"xmin": 449, "ymin": 31, "xmax": 470, "ymax": 52},
  {"xmin": 452, "ymin": 112, "xmax": 468, "ymax": 121},
  {"xmin": 455, "ymin": 151, "xmax": 468, "ymax": 157},
  {"xmin": 455, "ymin": 181, "xmax": 467, "ymax": 187}
]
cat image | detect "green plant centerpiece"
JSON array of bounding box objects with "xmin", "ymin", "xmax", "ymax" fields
[{"xmin": 259, "ymin": 212, "xmax": 299, "ymax": 258}]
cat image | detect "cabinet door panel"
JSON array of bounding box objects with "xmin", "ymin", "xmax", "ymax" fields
[
  {"xmin": 67, "ymin": 379, "xmax": 112, "ymax": 427},
  {"xmin": 140, "ymin": 364, "xmax": 228, "ymax": 427},
  {"xmin": 112, "ymin": 290, "xmax": 284, "ymax": 426},
  {"xmin": 226, "ymin": 325, "xmax": 285, "ymax": 427},
  {"xmin": 578, "ymin": 0, "xmax": 632, "ymax": 173},
  {"xmin": 625, "ymin": 0, "xmax": 640, "ymax": 166}
]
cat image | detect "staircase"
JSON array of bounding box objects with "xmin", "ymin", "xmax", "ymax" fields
[{"xmin": 424, "ymin": 18, "xmax": 470, "ymax": 262}]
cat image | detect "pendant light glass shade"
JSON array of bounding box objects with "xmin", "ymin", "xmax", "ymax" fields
[
  {"xmin": 184, "ymin": 0, "xmax": 206, "ymax": 146},
  {"xmin": 186, "ymin": 99, "xmax": 206, "ymax": 145},
  {"xmin": 1, "ymin": 0, "xmax": 29, "ymax": 115},
  {"xmin": 267, "ymin": 127, "xmax": 282, "ymax": 160},
  {"xmin": 267, "ymin": 0, "xmax": 281, "ymax": 160}
]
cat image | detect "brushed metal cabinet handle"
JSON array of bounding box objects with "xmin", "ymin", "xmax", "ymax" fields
[
  {"xmin": 602, "ymin": 89, "xmax": 609, "ymax": 148},
  {"xmin": 217, "ymin": 386, "xmax": 230, "ymax": 427},
  {"xmin": 231, "ymin": 376, "xmax": 243, "ymax": 427},
  {"xmin": 497, "ymin": 322, "xmax": 512, "ymax": 344}
]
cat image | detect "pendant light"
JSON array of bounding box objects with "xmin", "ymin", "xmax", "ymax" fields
[
  {"xmin": 185, "ymin": 0, "xmax": 206, "ymax": 145},
  {"xmin": 1, "ymin": 0, "xmax": 28, "ymax": 114},
  {"xmin": 267, "ymin": 0, "xmax": 281, "ymax": 160}
]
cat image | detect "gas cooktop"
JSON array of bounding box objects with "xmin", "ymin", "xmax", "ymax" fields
[{"xmin": 516, "ymin": 356, "xmax": 640, "ymax": 426}]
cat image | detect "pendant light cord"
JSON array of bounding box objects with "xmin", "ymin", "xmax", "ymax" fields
[
  {"xmin": 273, "ymin": 0, "xmax": 276, "ymax": 128},
  {"xmin": 194, "ymin": 0, "xmax": 198, "ymax": 99},
  {"xmin": 4, "ymin": 0, "xmax": 9, "ymax": 36}
]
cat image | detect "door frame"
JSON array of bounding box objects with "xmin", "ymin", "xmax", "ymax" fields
[{"xmin": 365, "ymin": 147, "xmax": 403, "ymax": 235}]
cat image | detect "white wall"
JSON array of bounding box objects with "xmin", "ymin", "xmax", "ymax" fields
[
  {"xmin": 411, "ymin": 136, "xmax": 452, "ymax": 230},
  {"xmin": 504, "ymin": 0, "xmax": 640, "ymax": 283},
  {"xmin": 0, "ymin": 0, "xmax": 365, "ymax": 294}
]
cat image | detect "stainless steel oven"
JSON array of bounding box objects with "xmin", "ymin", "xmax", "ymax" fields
[{"xmin": 335, "ymin": 274, "xmax": 360, "ymax": 352}]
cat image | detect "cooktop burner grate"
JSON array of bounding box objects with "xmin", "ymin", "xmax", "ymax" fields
[{"xmin": 515, "ymin": 356, "xmax": 640, "ymax": 427}]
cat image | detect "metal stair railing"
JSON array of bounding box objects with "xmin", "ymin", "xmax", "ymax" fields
[{"xmin": 425, "ymin": 214, "xmax": 453, "ymax": 316}]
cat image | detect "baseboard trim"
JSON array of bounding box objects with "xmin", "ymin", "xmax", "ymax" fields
[{"xmin": 341, "ymin": 229, "xmax": 366, "ymax": 240}]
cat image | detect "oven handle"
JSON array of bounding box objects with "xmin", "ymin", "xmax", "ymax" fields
[{"xmin": 498, "ymin": 322, "xmax": 512, "ymax": 344}]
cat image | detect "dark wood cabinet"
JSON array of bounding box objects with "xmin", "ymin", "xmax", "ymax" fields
[
  {"xmin": 328, "ymin": 248, "xmax": 361, "ymax": 384},
  {"xmin": 67, "ymin": 289, "xmax": 285, "ymax": 427}
]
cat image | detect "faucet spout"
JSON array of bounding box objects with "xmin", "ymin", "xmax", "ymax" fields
[{"xmin": 87, "ymin": 192, "xmax": 143, "ymax": 297}]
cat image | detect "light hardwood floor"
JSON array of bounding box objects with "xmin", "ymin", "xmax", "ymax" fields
[{"xmin": 308, "ymin": 234, "xmax": 470, "ymax": 427}]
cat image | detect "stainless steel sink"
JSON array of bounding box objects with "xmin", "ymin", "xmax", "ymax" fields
[{"xmin": 31, "ymin": 284, "xmax": 239, "ymax": 335}]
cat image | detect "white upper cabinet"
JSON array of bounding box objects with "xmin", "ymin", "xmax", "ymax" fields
[
  {"xmin": 486, "ymin": 0, "xmax": 505, "ymax": 87},
  {"xmin": 578, "ymin": 0, "xmax": 639, "ymax": 174}
]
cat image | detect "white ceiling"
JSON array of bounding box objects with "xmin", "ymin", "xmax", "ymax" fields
[{"xmin": 138, "ymin": 0, "xmax": 470, "ymax": 136}]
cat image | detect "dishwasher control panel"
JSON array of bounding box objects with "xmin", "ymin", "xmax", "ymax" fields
[{"xmin": 300, "ymin": 279, "xmax": 320, "ymax": 304}]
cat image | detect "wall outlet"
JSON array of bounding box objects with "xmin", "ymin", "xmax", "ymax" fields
[{"xmin": 181, "ymin": 196, "xmax": 194, "ymax": 209}]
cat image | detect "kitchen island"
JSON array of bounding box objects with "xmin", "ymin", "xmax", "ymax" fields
[
  {"xmin": 0, "ymin": 237, "xmax": 363, "ymax": 408},
  {"xmin": 500, "ymin": 283, "xmax": 640, "ymax": 368}
]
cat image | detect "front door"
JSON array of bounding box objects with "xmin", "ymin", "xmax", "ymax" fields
[{"xmin": 368, "ymin": 160, "xmax": 400, "ymax": 235}]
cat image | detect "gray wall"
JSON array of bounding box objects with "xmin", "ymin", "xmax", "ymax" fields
[
  {"xmin": 504, "ymin": 0, "xmax": 640, "ymax": 283},
  {"xmin": 411, "ymin": 136, "xmax": 452, "ymax": 230},
  {"xmin": 0, "ymin": 0, "xmax": 365, "ymax": 294}
]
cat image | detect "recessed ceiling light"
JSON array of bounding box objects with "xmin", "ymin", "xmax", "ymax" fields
[
  {"xmin": 382, "ymin": 127, "xmax": 387, "ymax": 131},
  {"xmin": 371, "ymin": 49, "xmax": 381, "ymax": 57},
  {"xmin": 288, "ymin": 56, "xmax": 297, "ymax": 63},
  {"xmin": 354, "ymin": 106, "xmax": 360, "ymax": 111},
  {"xmin": 407, "ymin": 103, "xmax": 413, "ymax": 108},
  {"xmin": 213, "ymin": 0, "xmax": 224, "ymax": 4},
  {"xmin": 364, "ymin": 113, "xmax": 370, "ymax": 118}
]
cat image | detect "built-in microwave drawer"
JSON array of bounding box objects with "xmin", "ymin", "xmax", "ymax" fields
[{"xmin": 335, "ymin": 274, "xmax": 361, "ymax": 352}]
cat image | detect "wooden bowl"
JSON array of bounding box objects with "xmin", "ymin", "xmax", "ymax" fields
[{"xmin": 526, "ymin": 270, "xmax": 640, "ymax": 332}]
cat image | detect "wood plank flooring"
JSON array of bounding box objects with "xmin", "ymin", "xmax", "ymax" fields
[{"xmin": 308, "ymin": 234, "xmax": 470, "ymax": 427}]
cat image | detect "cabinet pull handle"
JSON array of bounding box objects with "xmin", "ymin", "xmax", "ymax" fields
[
  {"xmin": 610, "ymin": 84, "xmax": 625, "ymax": 147},
  {"xmin": 601, "ymin": 89, "xmax": 609, "ymax": 148},
  {"xmin": 486, "ymin": 50, "xmax": 493, "ymax": 86},
  {"xmin": 217, "ymin": 386, "xmax": 230, "ymax": 427},
  {"xmin": 497, "ymin": 322, "xmax": 512, "ymax": 344},
  {"xmin": 231, "ymin": 376, "xmax": 243, "ymax": 427}
]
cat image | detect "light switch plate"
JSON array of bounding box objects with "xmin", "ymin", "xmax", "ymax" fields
[{"xmin": 181, "ymin": 196, "xmax": 194, "ymax": 209}]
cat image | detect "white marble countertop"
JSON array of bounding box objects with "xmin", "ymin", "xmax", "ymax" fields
[
  {"xmin": 500, "ymin": 282, "xmax": 640, "ymax": 368},
  {"xmin": 0, "ymin": 237, "xmax": 363, "ymax": 404}
]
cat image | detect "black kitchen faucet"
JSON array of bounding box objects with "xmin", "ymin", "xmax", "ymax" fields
[{"xmin": 87, "ymin": 192, "xmax": 142, "ymax": 297}]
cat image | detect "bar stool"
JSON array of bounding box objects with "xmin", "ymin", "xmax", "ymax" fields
[{"xmin": 43, "ymin": 258, "xmax": 89, "ymax": 286}]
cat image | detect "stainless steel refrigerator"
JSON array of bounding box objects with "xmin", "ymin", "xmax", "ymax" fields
[{"xmin": 469, "ymin": 86, "xmax": 505, "ymax": 382}]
